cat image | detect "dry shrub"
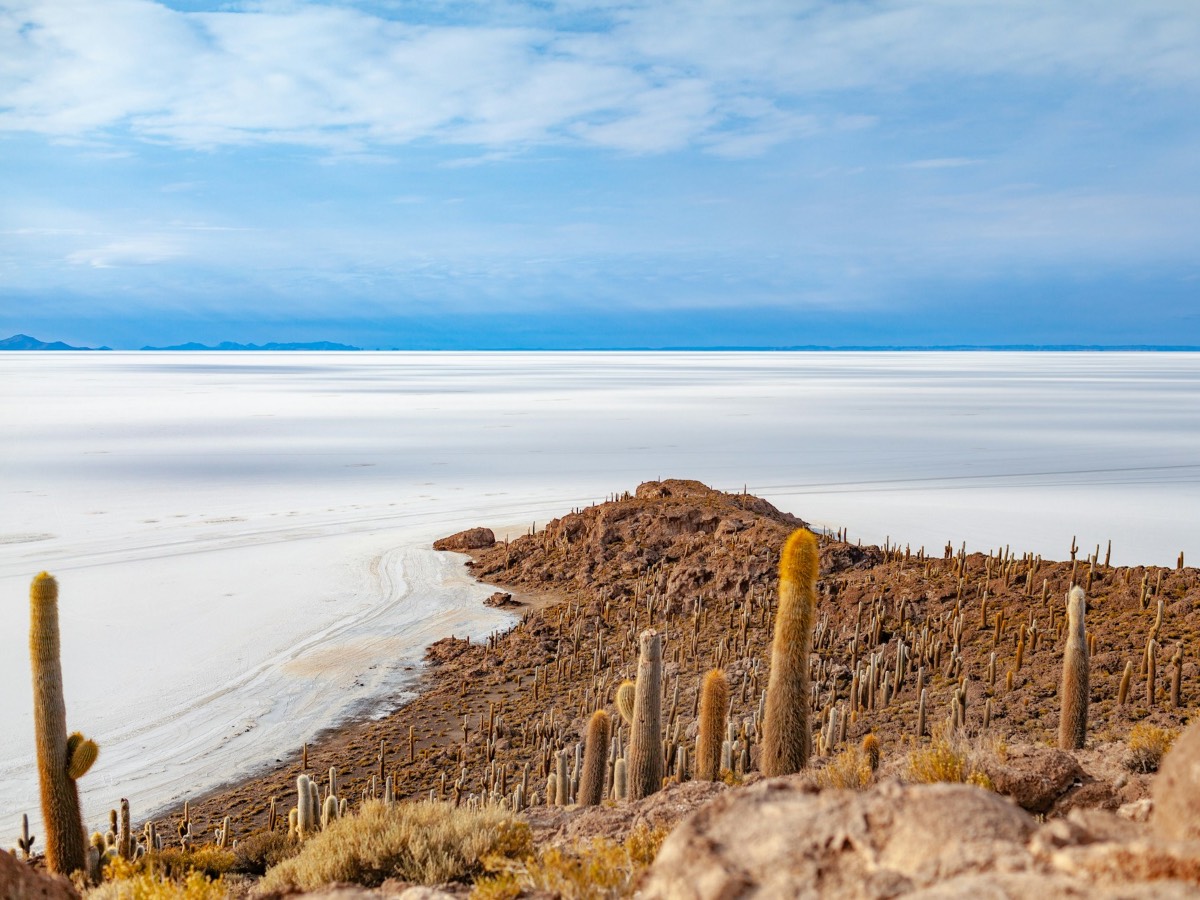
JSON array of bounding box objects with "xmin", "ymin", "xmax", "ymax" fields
[
  {"xmin": 256, "ymin": 800, "xmax": 531, "ymax": 891},
  {"xmin": 816, "ymin": 746, "xmax": 873, "ymax": 790},
  {"xmin": 1128, "ymin": 723, "xmax": 1176, "ymax": 773},
  {"xmin": 96, "ymin": 848, "xmax": 235, "ymax": 883},
  {"xmin": 471, "ymin": 824, "xmax": 669, "ymax": 900},
  {"xmin": 231, "ymin": 830, "xmax": 300, "ymax": 876},
  {"xmin": 906, "ymin": 727, "xmax": 998, "ymax": 789},
  {"xmin": 86, "ymin": 858, "xmax": 226, "ymax": 900}
]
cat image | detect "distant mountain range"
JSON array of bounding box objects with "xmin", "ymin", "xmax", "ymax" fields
[
  {"xmin": 0, "ymin": 333, "xmax": 111, "ymax": 351},
  {"xmin": 140, "ymin": 341, "xmax": 362, "ymax": 351},
  {"xmin": 0, "ymin": 334, "xmax": 360, "ymax": 351}
]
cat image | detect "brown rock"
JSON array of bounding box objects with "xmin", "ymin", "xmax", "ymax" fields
[
  {"xmin": 1152, "ymin": 718, "xmax": 1200, "ymax": 841},
  {"xmin": 483, "ymin": 592, "xmax": 521, "ymax": 608},
  {"xmin": 0, "ymin": 850, "xmax": 80, "ymax": 900},
  {"xmin": 985, "ymin": 746, "xmax": 1082, "ymax": 813},
  {"xmin": 639, "ymin": 778, "xmax": 1039, "ymax": 900},
  {"xmin": 432, "ymin": 527, "xmax": 495, "ymax": 551}
]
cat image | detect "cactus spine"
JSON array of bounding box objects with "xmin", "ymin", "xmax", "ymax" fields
[
  {"xmin": 696, "ymin": 668, "xmax": 729, "ymax": 781},
  {"xmin": 30, "ymin": 572, "xmax": 94, "ymax": 875},
  {"xmin": 762, "ymin": 530, "xmax": 819, "ymax": 776},
  {"xmin": 1059, "ymin": 586, "xmax": 1089, "ymax": 749},
  {"xmin": 627, "ymin": 630, "xmax": 664, "ymax": 800},
  {"xmin": 578, "ymin": 710, "xmax": 611, "ymax": 806}
]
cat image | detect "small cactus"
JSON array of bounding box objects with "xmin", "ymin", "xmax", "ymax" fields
[
  {"xmin": 696, "ymin": 669, "xmax": 729, "ymax": 781},
  {"xmin": 17, "ymin": 813, "xmax": 36, "ymax": 859},
  {"xmin": 296, "ymin": 774, "xmax": 315, "ymax": 839},
  {"xmin": 862, "ymin": 734, "xmax": 881, "ymax": 772},
  {"xmin": 615, "ymin": 680, "xmax": 636, "ymax": 725},
  {"xmin": 762, "ymin": 530, "xmax": 819, "ymax": 776},
  {"xmin": 578, "ymin": 710, "xmax": 611, "ymax": 806},
  {"xmin": 1059, "ymin": 586, "xmax": 1089, "ymax": 749}
]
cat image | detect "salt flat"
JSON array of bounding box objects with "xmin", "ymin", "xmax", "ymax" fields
[{"xmin": 2, "ymin": 351, "xmax": 1198, "ymax": 831}]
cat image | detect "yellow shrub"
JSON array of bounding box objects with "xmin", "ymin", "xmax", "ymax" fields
[
  {"xmin": 1128, "ymin": 723, "xmax": 1176, "ymax": 773},
  {"xmin": 472, "ymin": 824, "xmax": 668, "ymax": 900},
  {"xmin": 257, "ymin": 800, "xmax": 531, "ymax": 892},
  {"xmin": 816, "ymin": 746, "xmax": 874, "ymax": 791},
  {"xmin": 86, "ymin": 861, "xmax": 226, "ymax": 900},
  {"xmin": 906, "ymin": 727, "xmax": 995, "ymax": 788}
]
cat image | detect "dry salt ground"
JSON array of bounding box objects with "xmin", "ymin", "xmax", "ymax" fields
[{"xmin": 1, "ymin": 351, "xmax": 1198, "ymax": 834}]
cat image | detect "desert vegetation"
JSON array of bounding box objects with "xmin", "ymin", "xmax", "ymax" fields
[{"xmin": 10, "ymin": 480, "xmax": 1200, "ymax": 897}]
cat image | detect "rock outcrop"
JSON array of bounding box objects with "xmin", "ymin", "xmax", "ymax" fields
[
  {"xmin": 0, "ymin": 850, "xmax": 80, "ymax": 900},
  {"xmin": 432, "ymin": 527, "xmax": 495, "ymax": 551},
  {"xmin": 639, "ymin": 778, "xmax": 1200, "ymax": 899}
]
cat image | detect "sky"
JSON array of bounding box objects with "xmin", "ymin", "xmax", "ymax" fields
[{"xmin": 1, "ymin": 0, "xmax": 1199, "ymax": 349}]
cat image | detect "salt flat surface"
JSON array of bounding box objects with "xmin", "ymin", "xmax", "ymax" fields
[{"xmin": 2, "ymin": 351, "xmax": 1198, "ymax": 832}]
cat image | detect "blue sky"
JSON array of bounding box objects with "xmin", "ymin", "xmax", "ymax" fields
[{"xmin": 1, "ymin": 0, "xmax": 1198, "ymax": 348}]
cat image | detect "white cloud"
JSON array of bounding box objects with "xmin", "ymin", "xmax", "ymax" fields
[
  {"xmin": 1, "ymin": 1, "xmax": 1196, "ymax": 155},
  {"xmin": 67, "ymin": 237, "xmax": 184, "ymax": 268}
]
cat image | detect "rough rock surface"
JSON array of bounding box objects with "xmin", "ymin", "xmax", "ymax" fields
[
  {"xmin": 432, "ymin": 527, "xmax": 495, "ymax": 551},
  {"xmin": 639, "ymin": 778, "xmax": 1200, "ymax": 900},
  {"xmin": 1153, "ymin": 717, "xmax": 1200, "ymax": 840},
  {"xmin": 0, "ymin": 851, "xmax": 80, "ymax": 900},
  {"xmin": 524, "ymin": 780, "xmax": 727, "ymax": 847},
  {"xmin": 483, "ymin": 591, "xmax": 522, "ymax": 608},
  {"xmin": 985, "ymin": 745, "xmax": 1082, "ymax": 813}
]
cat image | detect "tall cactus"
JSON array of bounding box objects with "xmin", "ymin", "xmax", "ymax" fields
[
  {"xmin": 627, "ymin": 629, "xmax": 663, "ymax": 800},
  {"xmin": 30, "ymin": 572, "xmax": 98, "ymax": 875},
  {"xmin": 296, "ymin": 774, "xmax": 315, "ymax": 839},
  {"xmin": 578, "ymin": 710, "xmax": 611, "ymax": 806},
  {"xmin": 696, "ymin": 668, "xmax": 729, "ymax": 781},
  {"xmin": 1059, "ymin": 586, "xmax": 1089, "ymax": 749},
  {"xmin": 761, "ymin": 530, "xmax": 819, "ymax": 776}
]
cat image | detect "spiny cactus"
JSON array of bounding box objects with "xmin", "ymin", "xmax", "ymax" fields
[
  {"xmin": 1059, "ymin": 586, "xmax": 1089, "ymax": 750},
  {"xmin": 321, "ymin": 795, "xmax": 339, "ymax": 830},
  {"xmin": 862, "ymin": 734, "xmax": 881, "ymax": 772},
  {"xmin": 17, "ymin": 813, "xmax": 35, "ymax": 859},
  {"xmin": 762, "ymin": 530, "xmax": 819, "ymax": 776},
  {"xmin": 30, "ymin": 572, "xmax": 97, "ymax": 875},
  {"xmin": 615, "ymin": 680, "xmax": 636, "ymax": 725},
  {"xmin": 296, "ymin": 774, "xmax": 315, "ymax": 839},
  {"xmin": 627, "ymin": 630, "xmax": 664, "ymax": 801},
  {"xmin": 118, "ymin": 798, "xmax": 131, "ymax": 860},
  {"xmin": 578, "ymin": 710, "xmax": 611, "ymax": 806},
  {"xmin": 696, "ymin": 668, "xmax": 729, "ymax": 781}
]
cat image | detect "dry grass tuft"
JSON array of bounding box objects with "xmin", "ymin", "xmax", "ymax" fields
[
  {"xmin": 86, "ymin": 858, "xmax": 226, "ymax": 900},
  {"xmin": 906, "ymin": 727, "xmax": 999, "ymax": 788},
  {"xmin": 231, "ymin": 830, "xmax": 300, "ymax": 876},
  {"xmin": 471, "ymin": 824, "xmax": 669, "ymax": 900},
  {"xmin": 1128, "ymin": 723, "xmax": 1176, "ymax": 773},
  {"xmin": 816, "ymin": 745, "xmax": 874, "ymax": 790},
  {"xmin": 256, "ymin": 800, "xmax": 531, "ymax": 891}
]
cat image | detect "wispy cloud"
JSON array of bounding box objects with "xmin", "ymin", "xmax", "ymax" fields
[
  {"xmin": 67, "ymin": 237, "xmax": 184, "ymax": 268},
  {"xmin": 2, "ymin": 1, "xmax": 1196, "ymax": 155}
]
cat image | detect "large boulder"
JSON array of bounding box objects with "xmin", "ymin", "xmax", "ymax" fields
[
  {"xmin": 432, "ymin": 527, "xmax": 495, "ymax": 551},
  {"xmin": 1152, "ymin": 719, "xmax": 1200, "ymax": 841},
  {"xmin": 638, "ymin": 778, "xmax": 1200, "ymax": 900},
  {"xmin": 0, "ymin": 850, "xmax": 80, "ymax": 900}
]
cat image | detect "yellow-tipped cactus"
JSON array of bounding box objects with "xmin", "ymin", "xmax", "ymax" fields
[
  {"xmin": 30, "ymin": 572, "xmax": 96, "ymax": 875},
  {"xmin": 615, "ymin": 680, "xmax": 636, "ymax": 725},
  {"xmin": 1059, "ymin": 586, "xmax": 1089, "ymax": 749},
  {"xmin": 578, "ymin": 710, "xmax": 611, "ymax": 806},
  {"xmin": 696, "ymin": 668, "xmax": 729, "ymax": 781},
  {"xmin": 762, "ymin": 530, "xmax": 819, "ymax": 776},
  {"xmin": 627, "ymin": 630, "xmax": 664, "ymax": 800}
]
